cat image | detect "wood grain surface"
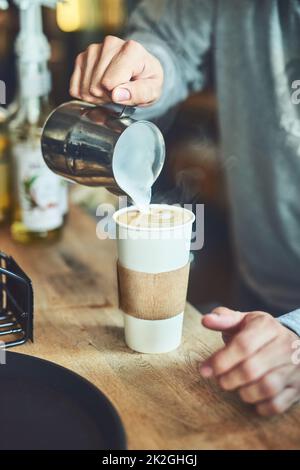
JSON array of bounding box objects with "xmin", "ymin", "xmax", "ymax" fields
[{"xmin": 1, "ymin": 206, "xmax": 300, "ymax": 450}]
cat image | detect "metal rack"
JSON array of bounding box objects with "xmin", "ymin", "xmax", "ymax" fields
[{"xmin": 0, "ymin": 252, "xmax": 33, "ymax": 348}]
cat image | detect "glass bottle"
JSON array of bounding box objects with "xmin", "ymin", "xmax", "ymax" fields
[
  {"xmin": 9, "ymin": 61, "xmax": 64, "ymax": 244},
  {"xmin": 0, "ymin": 110, "xmax": 10, "ymax": 225}
]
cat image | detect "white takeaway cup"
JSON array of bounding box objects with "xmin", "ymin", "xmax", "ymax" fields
[{"xmin": 113, "ymin": 204, "xmax": 195, "ymax": 354}]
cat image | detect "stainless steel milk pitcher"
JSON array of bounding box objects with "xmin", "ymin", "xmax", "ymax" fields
[{"xmin": 41, "ymin": 101, "xmax": 165, "ymax": 196}]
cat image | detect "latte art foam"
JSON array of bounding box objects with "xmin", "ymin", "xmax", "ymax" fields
[{"xmin": 116, "ymin": 206, "xmax": 193, "ymax": 229}]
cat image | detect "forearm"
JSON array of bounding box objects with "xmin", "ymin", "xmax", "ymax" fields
[{"xmin": 125, "ymin": 0, "xmax": 216, "ymax": 118}]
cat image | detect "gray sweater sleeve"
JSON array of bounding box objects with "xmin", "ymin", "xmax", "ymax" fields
[
  {"xmin": 125, "ymin": 0, "xmax": 216, "ymax": 119},
  {"xmin": 278, "ymin": 310, "xmax": 300, "ymax": 337}
]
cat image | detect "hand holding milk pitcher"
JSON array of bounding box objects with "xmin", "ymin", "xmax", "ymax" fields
[{"xmin": 69, "ymin": 36, "xmax": 164, "ymax": 108}]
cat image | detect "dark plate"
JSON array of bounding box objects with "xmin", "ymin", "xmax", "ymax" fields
[{"xmin": 0, "ymin": 351, "xmax": 126, "ymax": 450}]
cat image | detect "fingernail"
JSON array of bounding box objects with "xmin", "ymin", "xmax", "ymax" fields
[
  {"xmin": 199, "ymin": 365, "xmax": 213, "ymax": 378},
  {"xmin": 115, "ymin": 88, "xmax": 131, "ymax": 102}
]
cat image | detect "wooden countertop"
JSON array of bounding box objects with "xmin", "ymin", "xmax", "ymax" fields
[{"xmin": 1, "ymin": 206, "xmax": 300, "ymax": 450}]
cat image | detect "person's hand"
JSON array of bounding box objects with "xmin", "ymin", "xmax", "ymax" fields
[
  {"xmin": 199, "ymin": 307, "xmax": 300, "ymax": 416},
  {"xmin": 69, "ymin": 36, "xmax": 164, "ymax": 107}
]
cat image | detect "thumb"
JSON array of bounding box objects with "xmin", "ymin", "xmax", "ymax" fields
[
  {"xmin": 202, "ymin": 307, "xmax": 247, "ymax": 332},
  {"xmin": 112, "ymin": 78, "xmax": 161, "ymax": 106}
]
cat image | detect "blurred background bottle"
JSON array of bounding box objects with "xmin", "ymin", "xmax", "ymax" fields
[
  {"xmin": 0, "ymin": 109, "xmax": 10, "ymax": 225},
  {"xmin": 9, "ymin": 1, "xmax": 67, "ymax": 244}
]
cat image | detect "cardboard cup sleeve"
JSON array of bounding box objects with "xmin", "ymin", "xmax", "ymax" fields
[{"xmin": 117, "ymin": 261, "xmax": 190, "ymax": 321}]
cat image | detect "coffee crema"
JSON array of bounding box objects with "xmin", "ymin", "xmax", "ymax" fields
[{"xmin": 116, "ymin": 206, "xmax": 193, "ymax": 229}]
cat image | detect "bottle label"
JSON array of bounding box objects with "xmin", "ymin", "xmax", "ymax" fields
[{"xmin": 14, "ymin": 142, "xmax": 63, "ymax": 232}]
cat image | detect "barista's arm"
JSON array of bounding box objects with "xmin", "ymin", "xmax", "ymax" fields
[
  {"xmin": 124, "ymin": 0, "xmax": 216, "ymax": 118},
  {"xmin": 70, "ymin": 0, "xmax": 216, "ymax": 118}
]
